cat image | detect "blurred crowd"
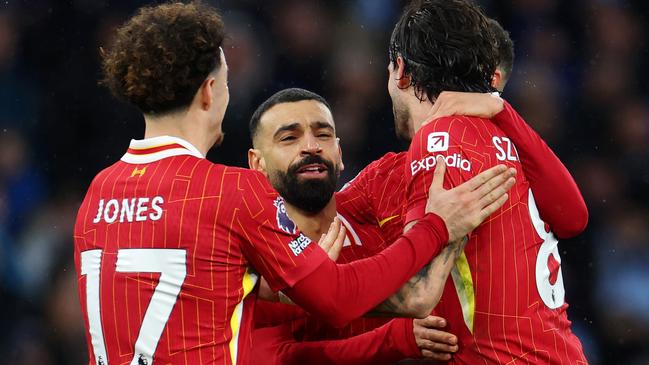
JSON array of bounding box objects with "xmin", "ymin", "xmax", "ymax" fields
[{"xmin": 1, "ymin": 0, "xmax": 648, "ymax": 364}]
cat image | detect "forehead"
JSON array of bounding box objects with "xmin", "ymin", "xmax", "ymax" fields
[{"xmin": 259, "ymin": 100, "xmax": 334, "ymax": 133}]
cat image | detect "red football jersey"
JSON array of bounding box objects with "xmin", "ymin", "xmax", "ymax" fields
[
  {"xmin": 404, "ymin": 117, "xmax": 588, "ymax": 364},
  {"xmin": 254, "ymin": 154, "xmax": 411, "ymax": 342},
  {"xmin": 298, "ymin": 153, "xmax": 411, "ymax": 340},
  {"xmin": 293, "ymin": 211, "xmax": 395, "ymax": 341},
  {"xmin": 73, "ymin": 136, "xmax": 327, "ymax": 365},
  {"xmin": 255, "ymin": 209, "xmax": 393, "ymax": 341},
  {"xmin": 337, "ymin": 151, "xmax": 408, "ymax": 243}
]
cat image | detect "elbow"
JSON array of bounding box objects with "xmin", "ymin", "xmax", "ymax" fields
[
  {"xmin": 322, "ymin": 311, "xmax": 353, "ymax": 329},
  {"xmin": 316, "ymin": 296, "xmax": 355, "ymax": 328},
  {"xmin": 401, "ymin": 292, "xmax": 440, "ymax": 319},
  {"xmin": 556, "ymin": 206, "xmax": 589, "ymax": 239}
]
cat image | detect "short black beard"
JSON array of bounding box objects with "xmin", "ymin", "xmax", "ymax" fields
[{"xmin": 271, "ymin": 155, "xmax": 339, "ymax": 214}]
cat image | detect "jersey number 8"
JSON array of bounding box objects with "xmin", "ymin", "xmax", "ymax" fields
[{"xmin": 528, "ymin": 191, "xmax": 565, "ymax": 309}]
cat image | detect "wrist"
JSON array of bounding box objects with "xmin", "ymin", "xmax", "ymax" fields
[
  {"xmin": 492, "ymin": 99, "xmax": 511, "ymax": 125},
  {"xmin": 419, "ymin": 212, "xmax": 450, "ymax": 245},
  {"xmin": 391, "ymin": 318, "xmax": 422, "ymax": 359}
]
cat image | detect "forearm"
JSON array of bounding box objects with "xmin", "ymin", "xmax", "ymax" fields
[
  {"xmin": 494, "ymin": 102, "xmax": 588, "ymax": 238},
  {"xmin": 283, "ymin": 213, "xmax": 449, "ymax": 328},
  {"xmin": 278, "ymin": 318, "xmax": 420, "ymax": 365},
  {"xmin": 374, "ymin": 237, "xmax": 467, "ymax": 316}
]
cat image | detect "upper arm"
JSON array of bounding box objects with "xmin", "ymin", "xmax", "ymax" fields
[
  {"xmin": 493, "ymin": 102, "xmax": 588, "ymax": 237},
  {"xmin": 235, "ymin": 170, "xmax": 328, "ymax": 292}
]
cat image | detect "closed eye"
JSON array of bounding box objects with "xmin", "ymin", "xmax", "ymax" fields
[{"xmin": 280, "ymin": 135, "xmax": 297, "ymax": 142}]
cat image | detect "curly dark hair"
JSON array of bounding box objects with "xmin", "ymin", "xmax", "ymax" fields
[
  {"xmin": 101, "ymin": 1, "xmax": 225, "ymax": 115},
  {"xmin": 389, "ymin": 0, "xmax": 498, "ymax": 101}
]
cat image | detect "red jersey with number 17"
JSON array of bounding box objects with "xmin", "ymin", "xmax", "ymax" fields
[
  {"xmin": 404, "ymin": 116, "xmax": 587, "ymax": 364},
  {"xmin": 73, "ymin": 136, "xmax": 327, "ymax": 365}
]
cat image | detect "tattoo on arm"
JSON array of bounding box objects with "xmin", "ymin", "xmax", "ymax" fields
[{"xmin": 372, "ymin": 236, "xmax": 469, "ymax": 316}]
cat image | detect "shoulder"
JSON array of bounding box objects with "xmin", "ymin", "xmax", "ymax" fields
[
  {"xmin": 86, "ymin": 160, "xmax": 129, "ymax": 190},
  {"xmin": 371, "ymin": 151, "xmax": 407, "ymax": 172},
  {"xmin": 221, "ymin": 166, "xmax": 279, "ymax": 201},
  {"xmin": 339, "ymin": 152, "xmax": 405, "ymax": 193},
  {"xmin": 411, "ymin": 116, "xmax": 488, "ymax": 152}
]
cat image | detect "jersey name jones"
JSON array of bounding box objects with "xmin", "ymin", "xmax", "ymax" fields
[{"xmin": 92, "ymin": 196, "xmax": 164, "ymax": 224}]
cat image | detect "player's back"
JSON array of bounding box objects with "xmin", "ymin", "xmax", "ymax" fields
[
  {"xmin": 406, "ymin": 116, "xmax": 587, "ymax": 364},
  {"xmin": 75, "ymin": 138, "xmax": 261, "ymax": 365}
]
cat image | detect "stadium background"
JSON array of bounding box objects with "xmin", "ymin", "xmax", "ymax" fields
[{"xmin": 1, "ymin": 0, "xmax": 648, "ymax": 363}]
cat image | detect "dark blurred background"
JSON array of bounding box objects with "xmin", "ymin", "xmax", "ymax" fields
[{"xmin": 1, "ymin": 0, "xmax": 648, "ymax": 364}]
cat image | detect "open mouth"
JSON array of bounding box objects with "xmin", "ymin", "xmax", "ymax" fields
[{"xmin": 296, "ymin": 163, "xmax": 328, "ymax": 178}]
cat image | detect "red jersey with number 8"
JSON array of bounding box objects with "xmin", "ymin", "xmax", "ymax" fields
[
  {"xmin": 73, "ymin": 136, "xmax": 327, "ymax": 365},
  {"xmin": 404, "ymin": 116, "xmax": 588, "ymax": 365}
]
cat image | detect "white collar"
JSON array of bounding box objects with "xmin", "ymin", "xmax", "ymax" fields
[{"xmin": 121, "ymin": 135, "xmax": 204, "ymax": 164}]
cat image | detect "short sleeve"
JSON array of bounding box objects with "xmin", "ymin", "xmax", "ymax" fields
[
  {"xmin": 234, "ymin": 170, "xmax": 328, "ymax": 292},
  {"xmin": 404, "ymin": 117, "xmax": 485, "ymax": 224}
]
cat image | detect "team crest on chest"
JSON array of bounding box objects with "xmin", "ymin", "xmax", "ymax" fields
[{"xmin": 274, "ymin": 197, "xmax": 296, "ymax": 234}]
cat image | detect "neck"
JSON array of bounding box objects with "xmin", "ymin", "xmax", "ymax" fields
[
  {"xmin": 143, "ymin": 109, "xmax": 213, "ymax": 156},
  {"xmin": 284, "ymin": 196, "xmax": 338, "ymax": 241},
  {"xmin": 406, "ymin": 95, "xmax": 435, "ymax": 137}
]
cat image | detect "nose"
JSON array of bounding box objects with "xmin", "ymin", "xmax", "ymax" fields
[{"xmin": 301, "ymin": 134, "xmax": 322, "ymax": 155}]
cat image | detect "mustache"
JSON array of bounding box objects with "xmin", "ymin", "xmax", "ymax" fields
[{"xmin": 288, "ymin": 155, "xmax": 335, "ymax": 175}]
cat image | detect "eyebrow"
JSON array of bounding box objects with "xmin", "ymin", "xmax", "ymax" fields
[
  {"xmin": 273, "ymin": 121, "xmax": 335, "ymax": 139},
  {"xmin": 310, "ymin": 121, "xmax": 335, "ymax": 132},
  {"xmin": 273, "ymin": 122, "xmax": 302, "ymax": 139}
]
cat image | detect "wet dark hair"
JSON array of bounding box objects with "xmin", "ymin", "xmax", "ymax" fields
[
  {"xmin": 489, "ymin": 18, "xmax": 515, "ymax": 79},
  {"xmin": 389, "ymin": 0, "xmax": 498, "ymax": 101},
  {"xmin": 102, "ymin": 2, "xmax": 225, "ymax": 115},
  {"xmin": 249, "ymin": 88, "xmax": 331, "ymax": 141}
]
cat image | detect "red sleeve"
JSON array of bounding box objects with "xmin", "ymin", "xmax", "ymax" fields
[
  {"xmin": 235, "ymin": 170, "xmax": 328, "ymax": 291},
  {"xmin": 276, "ymin": 318, "xmax": 420, "ymax": 365},
  {"xmin": 283, "ymin": 213, "xmax": 448, "ymax": 328},
  {"xmin": 253, "ymin": 300, "xmax": 306, "ymax": 329},
  {"xmin": 404, "ymin": 117, "xmax": 483, "ymax": 225},
  {"xmin": 493, "ymin": 102, "xmax": 588, "ymax": 238}
]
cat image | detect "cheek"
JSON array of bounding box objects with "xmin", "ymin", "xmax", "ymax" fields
[{"xmin": 267, "ymin": 149, "xmax": 295, "ymax": 172}]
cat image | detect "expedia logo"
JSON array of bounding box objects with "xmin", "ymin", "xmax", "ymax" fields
[
  {"xmin": 288, "ymin": 233, "xmax": 312, "ymax": 256},
  {"xmin": 410, "ymin": 153, "xmax": 471, "ymax": 175},
  {"xmin": 274, "ymin": 197, "xmax": 296, "ymax": 234},
  {"xmin": 427, "ymin": 132, "xmax": 449, "ymax": 152}
]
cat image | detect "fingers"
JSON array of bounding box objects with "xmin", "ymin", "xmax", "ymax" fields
[
  {"xmin": 480, "ymin": 192, "xmax": 509, "ymax": 221},
  {"xmin": 464, "ymin": 164, "xmax": 508, "ymax": 191},
  {"xmin": 422, "ymin": 91, "xmax": 450, "ymax": 126},
  {"xmin": 478, "ymin": 176, "xmax": 516, "ymax": 209},
  {"xmin": 416, "ymin": 315, "xmax": 447, "ymax": 329},
  {"xmin": 418, "ymin": 338, "xmax": 459, "ymax": 353},
  {"xmin": 320, "ymin": 217, "xmax": 341, "ymax": 248},
  {"xmin": 473, "ymin": 167, "xmax": 516, "ymax": 201},
  {"xmin": 318, "ymin": 232, "xmax": 331, "ymax": 252},
  {"xmin": 430, "ymin": 156, "xmax": 447, "ymax": 191},
  {"xmin": 421, "ymin": 349, "xmax": 453, "ymax": 361},
  {"xmin": 329, "ymin": 221, "xmax": 346, "ymax": 261},
  {"xmin": 422, "ymin": 102, "xmax": 441, "ymax": 127},
  {"xmin": 417, "ymin": 327, "xmax": 458, "ymax": 345}
]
